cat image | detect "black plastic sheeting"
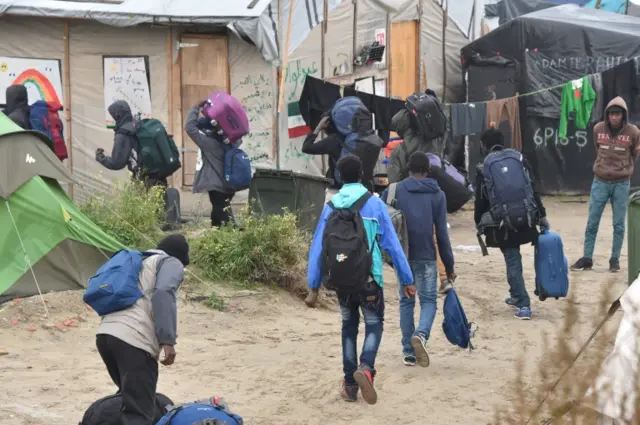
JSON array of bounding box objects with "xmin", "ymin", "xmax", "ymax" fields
[{"xmin": 485, "ymin": 0, "xmax": 628, "ymax": 24}]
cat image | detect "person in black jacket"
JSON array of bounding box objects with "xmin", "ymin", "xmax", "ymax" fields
[
  {"xmin": 474, "ymin": 127, "xmax": 550, "ymax": 321},
  {"xmin": 301, "ymin": 111, "xmax": 343, "ymax": 202},
  {"xmin": 3, "ymin": 85, "xmax": 31, "ymax": 129}
]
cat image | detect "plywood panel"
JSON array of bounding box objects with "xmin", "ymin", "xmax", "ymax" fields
[
  {"xmin": 390, "ymin": 21, "xmax": 418, "ymax": 99},
  {"xmin": 180, "ymin": 35, "xmax": 229, "ymax": 186}
]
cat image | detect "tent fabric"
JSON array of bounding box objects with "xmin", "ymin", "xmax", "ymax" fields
[
  {"xmin": 0, "ymin": 176, "xmax": 123, "ymax": 302},
  {"xmin": 0, "ymin": 0, "xmax": 272, "ymax": 27},
  {"xmin": 486, "ymin": 0, "xmax": 629, "ymax": 24},
  {"xmin": 0, "ymin": 112, "xmax": 78, "ymax": 198}
]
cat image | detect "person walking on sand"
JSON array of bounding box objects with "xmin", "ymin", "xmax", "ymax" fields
[
  {"xmin": 306, "ymin": 155, "xmax": 414, "ymax": 405},
  {"xmin": 380, "ymin": 151, "xmax": 455, "ymax": 367},
  {"xmin": 572, "ymin": 97, "xmax": 640, "ymax": 273},
  {"xmin": 95, "ymin": 234, "xmax": 189, "ymax": 425}
]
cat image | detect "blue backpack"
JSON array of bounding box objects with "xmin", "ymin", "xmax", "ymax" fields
[
  {"xmin": 442, "ymin": 289, "xmax": 475, "ymax": 350},
  {"xmin": 156, "ymin": 401, "xmax": 243, "ymax": 425},
  {"xmin": 482, "ymin": 148, "xmax": 537, "ymax": 231},
  {"xmin": 223, "ymin": 144, "xmax": 252, "ymax": 191},
  {"xmin": 534, "ymin": 230, "xmax": 569, "ymax": 301},
  {"xmin": 83, "ymin": 250, "xmax": 148, "ymax": 316}
]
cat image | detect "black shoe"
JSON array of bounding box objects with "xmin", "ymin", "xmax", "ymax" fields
[
  {"xmin": 571, "ymin": 257, "xmax": 593, "ymax": 271},
  {"xmin": 609, "ymin": 259, "xmax": 620, "ymax": 273},
  {"xmin": 341, "ymin": 381, "xmax": 358, "ymax": 402}
]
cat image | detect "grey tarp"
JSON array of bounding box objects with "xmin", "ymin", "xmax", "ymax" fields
[{"xmin": 485, "ymin": 0, "xmax": 629, "ymax": 24}]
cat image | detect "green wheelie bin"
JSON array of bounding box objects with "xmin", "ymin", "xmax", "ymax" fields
[{"xmin": 627, "ymin": 190, "xmax": 640, "ymax": 285}]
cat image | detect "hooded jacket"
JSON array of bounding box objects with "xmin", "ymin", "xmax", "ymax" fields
[
  {"xmin": 387, "ymin": 109, "xmax": 442, "ymax": 183},
  {"xmin": 381, "ymin": 177, "xmax": 454, "ymax": 270},
  {"xmin": 592, "ymin": 97, "xmax": 640, "ymax": 182},
  {"xmin": 98, "ymin": 100, "xmax": 137, "ymax": 172},
  {"xmin": 307, "ymin": 183, "xmax": 413, "ymax": 290},
  {"xmin": 3, "ymin": 85, "xmax": 31, "ymax": 129},
  {"xmin": 185, "ymin": 107, "xmax": 236, "ymax": 194}
]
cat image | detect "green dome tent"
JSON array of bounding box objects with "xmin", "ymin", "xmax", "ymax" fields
[{"xmin": 0, "ymin": 113, "xmax": 124, "ymax": 303}]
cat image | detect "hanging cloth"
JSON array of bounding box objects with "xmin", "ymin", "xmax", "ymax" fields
[
  {"xmin": 559, "ymin": 76, "xmax": 596, "ymax": 139},
  {"xmin": 485, "ymin": 97, "xmax": 522, "ymax": 151}
]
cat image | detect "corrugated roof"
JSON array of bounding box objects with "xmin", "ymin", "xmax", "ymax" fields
[{"xmin": 0, "ymin": 0, "xmax": 273, "ymax": 26}]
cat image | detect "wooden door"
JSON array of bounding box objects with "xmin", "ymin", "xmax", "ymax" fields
[
  {"xmin": 390, "ymin": 21, "xmax": 418, "ymax": 99},
  {"xmin": 180, "ymin": 35, "xmax": 230, "ymax": 186}
]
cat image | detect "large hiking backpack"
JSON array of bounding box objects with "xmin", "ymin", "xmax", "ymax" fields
[
  {"xmin": 79, "ymin": 393, "xmax": 173, "ymax": 425},
  {"xmin": 482, "ymin": 148, "xmax": 537, "ymax": 231},
  {"xmin": 381, "ymin": 183, "xmax": 409, "ymax": 266},
  {"xmin": 406, "ymin": 92, "xmax": 447, "ymax": 141},
  {"xmin": 222, "ymin": 144, "xmax": 252, "ymax": 191},
  {"xmin": 156, "ymin": 398, "xmax": 244, "ymax": 425},
  {"xmin": 322, "ymin": 192, "xmax": 373, "ymax": 294},
  {"xmin": 330, "ymin": 97, "xmax": 383, "ymax": 186},
  {"xmin": 30, "ymin": 100, "xmax": 68, "ymax": 161},
  {"xmin": 426, "ymin": 153, "xmax": 473, "ymax": 213},
  {"xmin": 83, "ymin": 250, "xmax": 152, "ymax": 316},
  {"xmin": 133, "ymin": 119, "xmax": 181, "ymax": 179},
  {"xmin": 442, "ymin": 289, "xmax": 475, "ymax": 350},
  {"xmin": 202, "ymin": 91, "xmax": 250, "ymax": 144}
]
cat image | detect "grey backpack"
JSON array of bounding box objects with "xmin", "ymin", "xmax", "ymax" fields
[{"xmin": 381, "ymin": 183, "xmax": 409, "ymax": 266}]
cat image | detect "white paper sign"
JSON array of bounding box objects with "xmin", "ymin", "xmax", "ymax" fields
[
  {"xmin": 374, "ymin": 79, "xmax": 386, "ymax": 96},
  {"xmin": 0, "ymin": 57, "xmax": 64, "ymax": 105},
  {"xmin": 374, "ymin": 28, "xmax": 387, "ymax": 66},
  {"xmin": 103, "ymin": 57, "xmax": 152, "ymax": 125}
]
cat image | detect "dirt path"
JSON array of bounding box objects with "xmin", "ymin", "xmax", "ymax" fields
[{"xmin": 0, "ymin": 199, "xmax": 628, "ymax": 425}]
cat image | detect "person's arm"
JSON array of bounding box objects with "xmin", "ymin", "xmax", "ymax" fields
[
  {"xmin": 98, "ymin": 133, "xmax": 132, "ymax": 170},
  {"xmin": 434, "ymin": 191, "xmax": 454, "ymax": 274},
  {"xmin": 151, "ymin": 257, "xmax": 185, "ymax": 347},
  {"xmin": 376, "ymin": 200, "xmax": 413, "ymax": 286},
  {"xmin": 307, "ymin": 205, "xmax": 332, "ymax": 290},
  {"xmin": 523, "ymin": 157, "xmax": 547, "ymax": 219},
  {"xmin": 184, "ymin": 106, "xmax": 225, "ymax": 157}
]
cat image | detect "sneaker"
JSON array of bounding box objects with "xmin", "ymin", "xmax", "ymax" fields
[
  {"xmin": 515, "ymin": 306, "xmax": 532, "ymax": 320},
  {"xmin": 609, "ymin": 259, "xmax": 620, "ymax": 273},
  {"xmin": 571, "ymin": 257, "xmax": 593, "ymax": 271},
  {"xmin": 353, "ymin": 366, "xmax": 377, "ymax": 405},
  {"xmin": 411, "ymin": 334, "xmax": 430, "ymax": 368},
  {"xmin": 439, "ymin": 280, "xmax": 453, "ymax": 295},
  {"xmin": 341, "ymin": 381, "xmax": 358, "ymax": 402},
  {"xmin": 403, "ymin": 355, "xmax": 417, "ymax": 366},
  {"xmin": 505, "ymin": 297, "xmax": 518, "ymax": 309}
]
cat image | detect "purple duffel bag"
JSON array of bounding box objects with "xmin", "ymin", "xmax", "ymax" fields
[
  {"xmin": 202, "ymin": 91, "xmax": 250, "ymax": 144},
  {"xmin": 426, "ymin": 153, "xmax": 473, "ymax": 213}
]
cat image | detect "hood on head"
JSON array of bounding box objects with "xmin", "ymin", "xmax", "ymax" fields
[
  {"xmin": 605, "ymin": 96, "xmax": 628, "ymax": 124},
  {"xmin": 330, "ymin": 183, "xmax": 369, "ymax": 209},
  {"xmin": 402, "ymin": 176, "xmax": 441, "ymax": 194},
  {"xmin": 5, "ymin": 85, "xmax": 28, "ymax": 111},
  {"xmin": 157, "ymin": 234, "xmax": 190, "ymax": 267},
  {"xmin": 108, "ymin": 100, "xmax": 133, "ymax": 128},
  {"xmin": 391, "ymin": 109, "xmax": 411, "ymax": 139}
]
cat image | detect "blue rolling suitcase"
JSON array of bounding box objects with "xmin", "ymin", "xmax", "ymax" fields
[{"xmin": 534, "ymin": 230, "xmax": 569, "ymax": 301}]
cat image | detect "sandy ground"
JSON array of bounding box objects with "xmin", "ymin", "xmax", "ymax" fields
[{"xmin": 0, "ymin": 198, "xmax": 630, "ymax": 425}]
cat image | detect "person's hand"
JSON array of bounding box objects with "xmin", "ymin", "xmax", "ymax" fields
[
  {"xmin": 313, "ymin": 116, "xmax": 330, "ymax": 134},
  {"xmin": 539, "ymin": 217, "xmax": 550, "ymax": 232},
  {"xmin": 305, "ymin": 288, "xmax": 319, "ymax": 308},
  {"xmin": 198, "ymin": 99, "xmax": 209, "ymax": 109},
  {"xmin": 446, "ymin": 272, "xmax": 457, "ymax": 283},
  {"xmin": 403, "ymin": 285, "xmax": 417, "ymax": 298},
  {"xmin": 160, "ymin": 344, "xmax": 176, "ymax": 366},
  {"xmin": 95, "ymin": 148, "xmax": 105, "ymax": 162}
]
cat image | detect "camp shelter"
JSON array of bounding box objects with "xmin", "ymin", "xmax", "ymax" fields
[
  {"xmin": 460, "ymin": 5, "xmax": 640, "ymax": 194},
  {"xmin": 0, "ymin": 112, "xmax": 124, "ymax": 303}
]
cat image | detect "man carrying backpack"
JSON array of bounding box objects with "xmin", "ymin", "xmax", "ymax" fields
[
  {"xmin": 184, "ymin": 100, "xmax": 237, "ymax": 227},
  {"xmin": 475, "ymin": 127, "xmax": 549, "ymax": 320},
  {"xmin": 306, "ymin": 155, "xmax": 414, "ymax": 405},
  {"xmin": 302, "ymin": 111, "xmax": 343, "ymax": 202},
  {"xmin": 3, "ymin": 85, "xmax": 31, "ymax": 129},
  {"xmin": 95, "ymin": 234, "xmax": 189, "ymax": 425},
  {"xmin": 96, "ymin": 101, "xmax": 143, "ymax": 178},
  {"xmin": 381, "ymin": 151, "xmax": 455, "ymax": 367}
]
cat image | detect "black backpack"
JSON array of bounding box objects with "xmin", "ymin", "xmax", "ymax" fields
[
  {"xmin": 79, "ymin": 393, "xmax": 173, "ymax": 425},
  {"xmin": 405, "ymin": 92, "xmax": 447, "ymax": 141},
  {"xmin": 322, "ymin": 192, "xmax": 373, "ymax": 294}
]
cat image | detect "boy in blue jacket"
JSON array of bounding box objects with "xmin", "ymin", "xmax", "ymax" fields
[
  {"xmin": 306, "ymin": 155, "xmax": 414, "ymax": 405},
  {"xmin": 381, "ymin": 151, "xmax": 455, "ymax": 368}
]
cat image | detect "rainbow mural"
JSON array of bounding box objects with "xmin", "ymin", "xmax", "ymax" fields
[{"xmin": 12, "ymin": 69, "xmax": 61, "ymax": 105}]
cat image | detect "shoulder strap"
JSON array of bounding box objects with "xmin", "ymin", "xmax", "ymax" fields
[
  {"xmin": 350, "ymin": 192, "xmax": 372, "ymax": 212},
  {"xmin": 387, "ymin": 183, "xmax": 397, "ymax": 206},
  {"xmin": 337, "ymin": 136, "xmax": 355, "ymax": 155}
]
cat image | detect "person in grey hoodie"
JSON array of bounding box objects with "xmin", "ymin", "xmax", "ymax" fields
[
  {"xmin": 184, "ymin": 100, "xmax": 237, "ymax": 227},
  {"xmin": 96, "ymin": 234, "xmax": 189, "ymax": 425},
  {"xmin": 3, "ymin": 85, "xmax": 31, "ymax": 129}
]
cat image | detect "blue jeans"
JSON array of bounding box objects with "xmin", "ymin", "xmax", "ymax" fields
[
  {"xmin": 501, "ymin": 246, "xmax": 530, "ymax": 308},
  {"xmin": 583, "ymin": 178, "xmax": 630, "ymax": 260},
  {"xmin": 338, "ymin": 284, "xmax": 385, "ymax": 385},
  {"xmin": 399, "ymin": 260, "xmax": 438, "ymax": 355}
]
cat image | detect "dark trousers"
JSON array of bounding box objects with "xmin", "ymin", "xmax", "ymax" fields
[
  {"xmin": 208, "ymin": 190, "xmax": 234, "ymax": 227},
  {"xmin": 96, "ymin": 334, "xmax": 159, "ymax": 425}
]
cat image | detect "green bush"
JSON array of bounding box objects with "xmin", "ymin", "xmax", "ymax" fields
[
  {"xmin": 81, "ymin": 179, "xmax": 166, "ymax": 250},
  {"xmin": 190, "ymin": 211, "xmax": 309, "ymax": 294}
]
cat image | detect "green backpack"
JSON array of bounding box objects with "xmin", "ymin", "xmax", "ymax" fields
[{"xmin": 134, "ymin": 119, "xmax": 181, "ymax": 179}]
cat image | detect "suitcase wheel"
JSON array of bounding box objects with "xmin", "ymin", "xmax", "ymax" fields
[{"xmin": 539, "ymin": 294, "xmax": 547, "ymax": 302}]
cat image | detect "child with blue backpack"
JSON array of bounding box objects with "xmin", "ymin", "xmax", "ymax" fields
[
  {"xmin": 381, "ymin": 151, "xmax": 456, "ymax": 367},
  {"xmin": 306, "ymin": 155, "xmax": 414, "ymax": 405},
  {"xmin": 475, "ymin": 127, "xmax": 550, "ymax": 320}
]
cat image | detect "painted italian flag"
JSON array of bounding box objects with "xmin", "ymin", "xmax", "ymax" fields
[{"xmin": 288, "ymin": 101, "xmax": 311, "ymax": 138}]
